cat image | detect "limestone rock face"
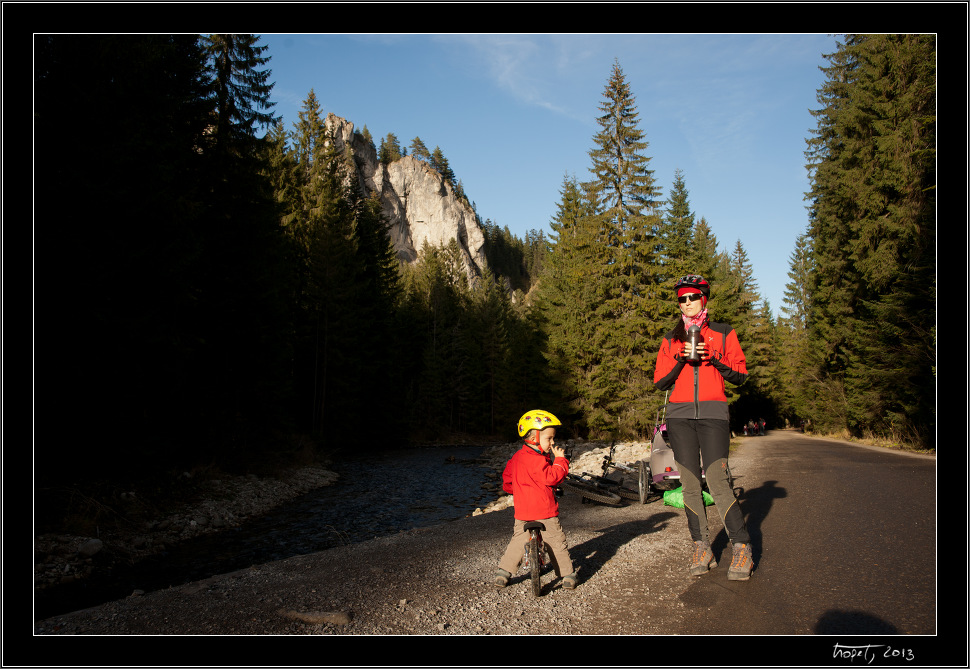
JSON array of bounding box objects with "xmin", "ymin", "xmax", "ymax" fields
[{"xmin": 323, "ymin": 113, "xmax": 487, "ymax": 282}]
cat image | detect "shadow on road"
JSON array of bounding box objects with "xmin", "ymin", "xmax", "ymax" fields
[
  {"xmin": 815, "ymin": 609, "xmax": 899, "ymax": 634},
  {"xmin": 569, "ymin": 512, "xmax": 678, "ymax": 584},
  {"xmin": 712, "ymin": 479, "xmax": 786, "ymax": 563}
]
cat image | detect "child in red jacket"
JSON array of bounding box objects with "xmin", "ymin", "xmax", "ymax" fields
[{"xmin": 493, "ymin": 410, "xmax": 577, "ymax": 589}]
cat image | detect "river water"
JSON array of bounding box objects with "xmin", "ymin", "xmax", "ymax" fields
[{"xmin": 35, "ymin": 445, "xmax": 496, "ymax": 620}]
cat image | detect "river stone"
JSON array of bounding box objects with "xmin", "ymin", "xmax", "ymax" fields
[{"xmin": 77, "ymin": 538, "xmax": 103, "ymax": 557}]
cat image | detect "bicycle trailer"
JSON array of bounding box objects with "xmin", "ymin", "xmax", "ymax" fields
[{"xmin": 646, "ymin": 422, "xmax": 682, "ymax": 491}]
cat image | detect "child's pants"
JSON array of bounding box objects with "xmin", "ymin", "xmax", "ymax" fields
[{"xmin": 498, "ymin": 516, "xmax": 573, "ymax": 577}]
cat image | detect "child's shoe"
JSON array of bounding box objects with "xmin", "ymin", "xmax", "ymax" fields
[
  {"xmin": 561, "ymin": 573, "xmax": 578, "ymax": 589},
  {"xmin": 493, "ymin": 568, "xmax": 511, "ymax": 587},
  {"xmin": 688, "ymin": 540, "xmax": 716, "ymax": 576},
  {"xmin": 727, "ymin": 542, "xmax": 753, "ymax": 580}
]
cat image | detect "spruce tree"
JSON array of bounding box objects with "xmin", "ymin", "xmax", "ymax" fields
[
  {"xmin": 804, "ymin": 34, "xmax": 935, "ymax": 448},
  {"xmin": 281, "ymin": 90, "xmax": 368, "ymax": 440},
  {"xmin": 523, "ymin": 228, "xmax": 548, "ymax": 289},
  {"xmin": 538, "ymin": 174, "xmax": 602, "ymax": 432},
  {"xmin": 407, "ymin": 241, "xmax": 471, "ymax": 434},
  {"xmin": 776, "ymin": 230, "xmax": 815, "ymax": 423},
  {"xmin": 661, "ymin": 168, "xmax": 696, "ymax": 294},
  {"xmin": 304, "ymin": 131, "xmax": 364, "ymax": 441},
  {"xmin": 203, "ymin": 34, "xmax": 278, "ymax": 162},
  {"xmin": 35, "ymin": 34, "xmax": 216, "ymax": 485},
  {"xmin": 286, "ymin": 90, "xmax": 326, "ymax": 307},
  {"xmin": 379, "ymin": 132, "xmax": 403, "ymax": 165},
  {"xmin": 686, "ymin": 217, "xmax": 721, "ymax": 286},
  {"xmin": 725, "ymin": 240, "xmax": 760, "ymax": 345},
  {"xmin": 582, "ymin": 59, "xmax": 665, "ymax": 437},
  {"xmin": 713, "ymin": 240, "xmax": 763, "ymax": 414},
  {"xmin": 409, "ymin": 136, "xmax": 431, "ymax": 162},
  {"xmin": 200, "ymin": 33, "xmax": 294, "ymax": 463},
  {"xmin": 467, "ymin": 269, "xmax": 516, "ymax": 434},
  {"xmin": 265, "ymin": 119, "xmax": 300, "ymax": 230},
  {"xmin": 430, "ymin": 146, "xmax": 457, "ymax": 186}
]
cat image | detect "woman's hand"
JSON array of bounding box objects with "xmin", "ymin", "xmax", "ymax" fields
[{"xmin": 684, "ymin": 340, "xmax": 707, "ymax": 359}]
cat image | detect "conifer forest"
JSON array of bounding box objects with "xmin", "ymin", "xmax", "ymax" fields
[{"xmin": 33, "ymin": 35, "xmax": 936, "ymax": 522}]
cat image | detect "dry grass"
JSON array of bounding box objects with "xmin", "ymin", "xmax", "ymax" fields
[{"xmin": 801, "ymin": 427, "xmax": 934, "ymax": 455}]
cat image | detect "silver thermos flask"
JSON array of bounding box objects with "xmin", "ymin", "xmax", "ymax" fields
[{"xmin": 687, "ymin": 325, "xmax": 701, "ymax": 362}]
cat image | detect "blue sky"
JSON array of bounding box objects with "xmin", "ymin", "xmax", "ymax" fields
[{"xmin": 258, "ymin": 33, "xmax": 842, "ymax": 315}]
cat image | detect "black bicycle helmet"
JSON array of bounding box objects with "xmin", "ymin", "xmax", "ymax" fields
[{"xmin": 674, "ymin": 274, "xmax": 710, "ymax": 299}]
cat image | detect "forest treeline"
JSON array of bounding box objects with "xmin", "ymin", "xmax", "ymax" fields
[{"xmin": 34, "ymin": 34, "xmax": 935, "ymax": 508}]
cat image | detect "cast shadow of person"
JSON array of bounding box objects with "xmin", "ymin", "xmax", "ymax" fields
[
  {"xmin": 565, "ymin": 510, "xmax": 679, "ymax": 585},
  {"xmin": 815, "ymin": 609, "xmax": 899, "ymax": 634},
  {"xmin": 710, "ymin": 479, "xmax": 786, "ymax": 565}
]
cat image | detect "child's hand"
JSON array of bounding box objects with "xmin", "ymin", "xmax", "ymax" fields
[{"xmin": 550, "ymin": 445, "xmax": 565, "ymax": 459}]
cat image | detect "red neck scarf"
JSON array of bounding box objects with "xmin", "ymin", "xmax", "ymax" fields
[{"xmin": 682, "ymin": 308, "xmax": 708, "ymax": 330}]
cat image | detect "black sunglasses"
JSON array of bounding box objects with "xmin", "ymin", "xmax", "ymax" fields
[{"xmin": 678, "ymin": 293, "xmax": 704, "ymax": 303}]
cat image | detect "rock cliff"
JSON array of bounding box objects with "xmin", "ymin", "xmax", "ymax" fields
[{"xmin": 324, "ymin": 114, "xmax": 487, "ymax": 283}]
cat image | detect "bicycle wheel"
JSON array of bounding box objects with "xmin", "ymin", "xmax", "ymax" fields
[
  {"xmin": 560, "ymin": 477, "xmax": 622, "ymax": 505},
  {"xmin": 529, "ymin": 534, "xmax": 542, "ymax": 597},
  {"xmin": 610, "ymin": 481, "xmax": 643, "ymax": 502},
  {"xmin": 584, "ymin": 471, "xmax": 642, "ymax": 502},
  {"xmin": 638, "ymin": 460, "xmax": 649, "ymax": 504}
]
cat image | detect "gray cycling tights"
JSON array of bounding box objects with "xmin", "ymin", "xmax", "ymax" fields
[{"xmin": 667, "ymin": 418, "xmax": 749, "ymax": 545}]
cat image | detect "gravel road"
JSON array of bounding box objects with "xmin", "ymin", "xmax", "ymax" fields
[{"xmin": 31, "ymin": 440, "xmax": 758, "ymax": 640}]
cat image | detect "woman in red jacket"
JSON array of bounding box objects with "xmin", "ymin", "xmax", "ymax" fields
[{"xmin": 653, "ymin": 274, "xmax": 754, "ymax": 581}]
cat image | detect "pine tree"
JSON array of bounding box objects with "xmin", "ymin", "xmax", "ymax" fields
[
  {"xmin": 35, "ymin": 34, "xmax": 216, "ymax": 483},
  {"xmin": 467, "ymin": 269, "xmax": 515, "ymax": 434},
  {"xmin": 198, "ymin": 33, "xmax": 295, "ymax": 462},
  {"xmin": 725, "ymin": 240, "xmax": 760, "ymax": 343},
  {"xmin": 409, "ymin": 136, "xmax": 431, "ymax": 162},
  {"xmin": 293, "ymin": 89, "xmax": 324, "ymax": 177},
  {"xmin": 303, "ymin": 132, "xmax": 364, "ymax": 441},
  {"xmin": 538, "ymin": 174, "xmax": 602, "ymax": 432},
  {"xmin": 286, "ymin": 90, "xmax": 326, "ymax": 297},
  {"xmin": 407, "ymin": 241, "xmax": 471, "ymax": 434},
  {"xmin": 379, "ymin": 132, "xmax": 403, "ymax": 165},
  {"xmin": 686, "ymin": 217, "xmax": 722, "ymax": 287},
  {"xmin": 716, "ymin": 241, "xmax": 763, "ymax": 413},
  {"xmin": 523, "ymin": 228, "xmax": 548, "ymax": 289},
  {"xmin": 776, "ymin": 231, "xmax": 815, "ymax": 423},
  {"xmin": 661, "ymin": 168, "xmax": 696, "ymax": 293},
  {"xmin": 804, "ymin": 34, "xmax": 936, "ymax": 448},
  {"xmin": 581, "ymin": 59, "xmax": 666, "ymax": 437},
  {"xmin": 203, "ymin": 34, "xmax": 278, "ymax": 162},
  {"xmin": 430, "ymin": 146, "xmax": 456, "ymax": 186},
  {"xmin": 265, "ymin": 119, "xmax": 300, "ymax": 229},
  {"xmin": 280, "ymin": 90, "xmax": 367, "ymax": 440}
]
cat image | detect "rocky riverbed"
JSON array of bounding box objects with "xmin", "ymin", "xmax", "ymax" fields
[
  {"xmin": 33, "ymin": 440, "xmax": 650, "ymax": 619},
  {"xmin": 33, "ymin": 465, "xmax": 343, "ymax": 598},
  {"xmin": 33, "ymin": 438, "xmax": 726, "ymax": 645}
]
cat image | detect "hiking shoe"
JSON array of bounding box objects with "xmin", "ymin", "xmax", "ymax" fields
[
  {"xmin": 493, "ymin": 568, "xmax": 511, "ymax": 588},
  {"xmin": 561, "ymin": 573, "xmax": 578, "ymax": 589},
  {"xmin": 727, "ymin": 542, "xmax": 753, "ymax": 581},
  {"xmin": 688, "ymin": 540, "xmax": 716, "ymax": 576}
]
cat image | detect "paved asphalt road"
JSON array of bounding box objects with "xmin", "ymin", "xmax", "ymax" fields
[{"xmin": 674, "ymin": 432, "xmax": 951, "ymax": 660}]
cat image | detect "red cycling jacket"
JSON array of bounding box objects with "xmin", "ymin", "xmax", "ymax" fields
[
  {"xmin": 502, "ymin": 444, "xmax": 569, "ymax": 521},
  {"xmin": 653, "ymin": 320, "xmax": 748, "ymax": 421}
]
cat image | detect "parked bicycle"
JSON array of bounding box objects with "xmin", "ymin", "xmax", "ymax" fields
[
  {"xmin": 588, "ymin": 441, "xmax": 654, "ymax": 504},
  {"xmin": 558, "ymin": 470, "xmax": 623, "ymax": 505}
]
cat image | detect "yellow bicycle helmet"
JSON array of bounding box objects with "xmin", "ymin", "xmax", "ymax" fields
[{"xmin": 517, "ymin": 410, "xmax": 562, "ymax": 444}]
